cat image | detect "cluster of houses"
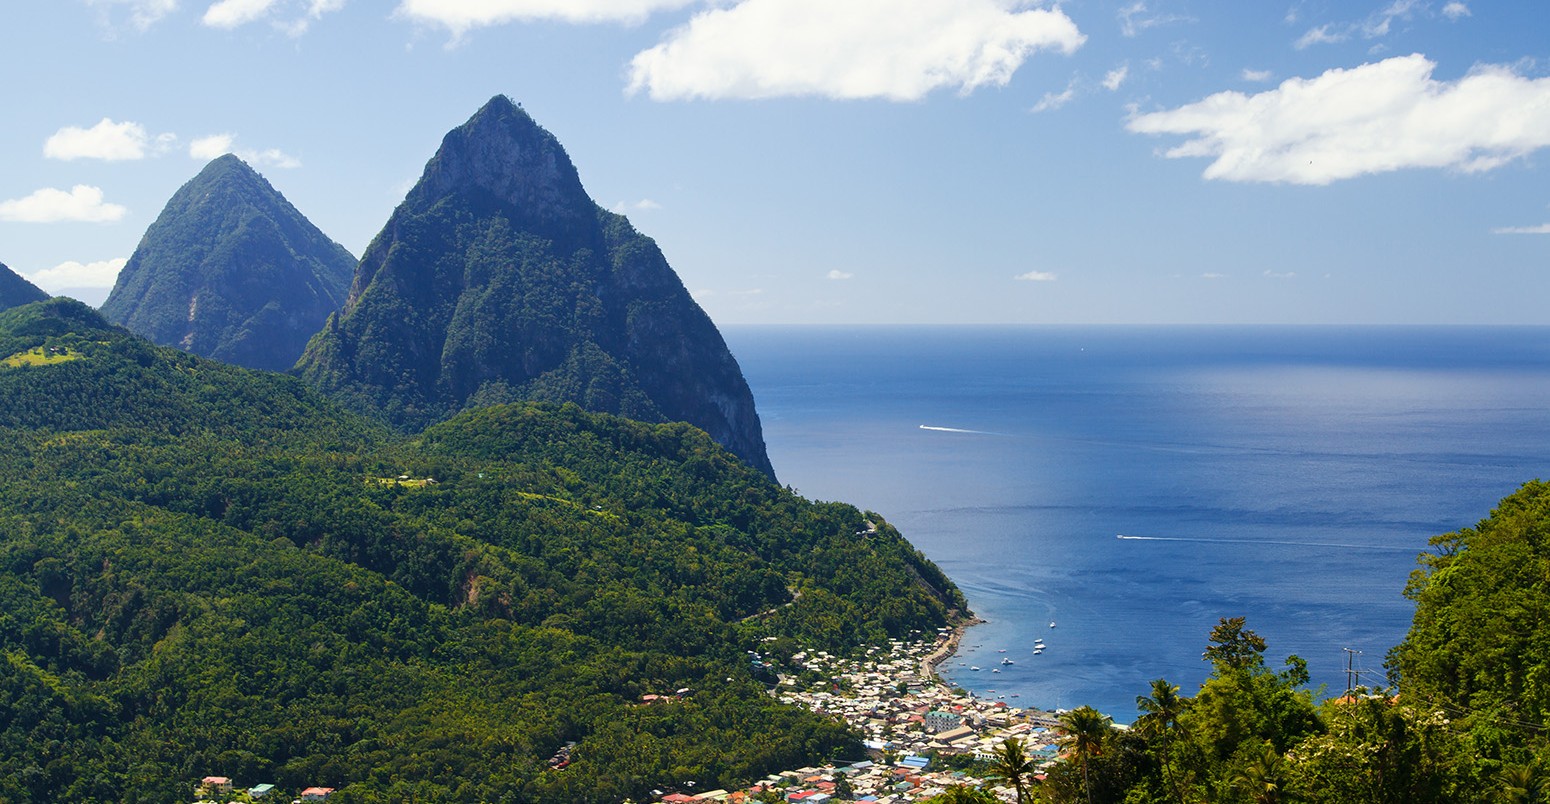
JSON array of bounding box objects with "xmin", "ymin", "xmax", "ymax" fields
[
  {"xmin": 193, "ymin": 776, "xmax": 332, "ymax": 803},
  {"xmin": 649, "ymin": 633, "xmax": 1074, "ymax": 802}
]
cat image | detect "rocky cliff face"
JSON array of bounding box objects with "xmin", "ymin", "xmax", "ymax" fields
[
  {"xmin": 0, "ymin": 262, "xmax": 49, "ymax": 311},
  {"xmin": 99, "ymin": 155, "xmax": 355, "ymax": 372},
  {"xmin": 297, "ymin": 96, "xmax": 775, "ymax": 479}
]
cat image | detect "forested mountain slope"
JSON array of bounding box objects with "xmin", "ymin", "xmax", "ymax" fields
[
  {"xmin": 0, "ymin": 299, "xmax": 963, "ymax": 802},
  {"xmin": 297, "ymin": 96, "xmax": 775, "ymax": 479},
  {"xmin": 100, "ymin": 154, "xmax": 355, "ymax": 372}
]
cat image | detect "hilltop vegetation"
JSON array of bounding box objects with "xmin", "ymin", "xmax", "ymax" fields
[{"xmin": 0, "ymin": 300, "xmax": 963, "ymax": 803}]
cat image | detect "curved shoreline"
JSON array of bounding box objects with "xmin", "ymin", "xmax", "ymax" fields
[{"xmin": 922, "ymin": 615, "xmax": 986, "ymax": 681}]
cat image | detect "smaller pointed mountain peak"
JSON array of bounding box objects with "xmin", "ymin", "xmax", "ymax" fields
[{"xmin": 0, "ymin": 261, "xmax": 50, "ymax": 312}]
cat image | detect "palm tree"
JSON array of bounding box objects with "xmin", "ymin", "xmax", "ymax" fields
[
  {"xmin": 1058, "ymin": 705, "xmax": 1112, "ymax": 804},
  {"xmin": 1231, "ymin": 744, "xmax": 1298, "ymax": 804},
  {"xmin": 988, "ymin": 736, "xmax": 1037, "ymax": 804},
  {"xmin": 1502, "ymin": 765, "xmax": 1544, "ymax": 803},
  {"xmin": 1136, "ymin": 678, "xmax": 1188, "ymax": 803}
]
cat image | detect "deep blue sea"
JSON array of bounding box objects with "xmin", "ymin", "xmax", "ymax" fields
[{"xmin": 722, "ymin": 326, "xmax": 1550, "ymax": 722}]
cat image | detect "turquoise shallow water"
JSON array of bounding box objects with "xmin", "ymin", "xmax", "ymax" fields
[{"xmin": 723, "ymin": 325, "xmax": 1550, "ymax": 720}]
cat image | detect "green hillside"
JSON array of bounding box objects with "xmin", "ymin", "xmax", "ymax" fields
[{"xmin": 0, "ymin": 300, "xmax": 965, "ymax": 802}]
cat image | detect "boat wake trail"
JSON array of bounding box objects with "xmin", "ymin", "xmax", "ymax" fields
[
  {"xmin": 1116, "ymin": 534, "xmax": 1415, "ymax": 551},
  {"xmin": 920, "ymin": 424, "xmax": 996, "ymax": 435}
]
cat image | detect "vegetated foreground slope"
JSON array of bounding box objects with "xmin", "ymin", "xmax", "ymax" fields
[
  {"xmin": 99, "ymin": 154, "xmax": 355, "ymax": 373},
  {"xmin": 0, "ymin": 299, "xmax": 963, "ymax": 803},
  {"xmin": 298, "ymin": 96, "xmax": 775, "ymax": 479}
]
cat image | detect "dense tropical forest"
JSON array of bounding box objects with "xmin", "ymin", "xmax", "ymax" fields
[{"xmin": 0, "ymin": 299, "xmax": 966, "ymax": 802}]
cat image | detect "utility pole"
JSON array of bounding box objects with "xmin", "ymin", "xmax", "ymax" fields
[{"xmin": 1343, "ymin": 647, "xmax": 1361, "ymax": 695}]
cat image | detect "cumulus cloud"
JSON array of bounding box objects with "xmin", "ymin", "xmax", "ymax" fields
[
  {"xmin": 1241, "ymin": 68, "xmax": 1273, "ymax": 82},
  {"xmin": 395, "ymin": 0, "xmax": 691, "ymax": 35},
  {"xmin": 627, "ymin": 0, "xmax": 1085, "ymax": 102},
  {"xmin": 1015, "ymin": 270, "xmax": 1057, "ymax": 282},
  {"xmin": 0, "ymin": 186, "xmax": 128, "ymax": 223},
  {"xmin": 1201, "ymin": 272, "xmax": 1227, "ymax": 279},
  {"xmin": 826, "ymin": 270, "xmax": 853, "ymax": 280},
  {"xmin": 190, "ymin": 133, "xmax": 236, "ymax": 160},
  {"xmin": 201, "ymin": 0, "xmax": 345, "ymax": 33},
  {"xmin": 1493, "ymin": 223, "xmax": 1550, "ymax": 235},
  {"xmin": 1264, "ymin": 270, "xmax": 1297, "ymax": 279},
  {"xmin": 44, "ymin": 118, "xmax": 154, "ymax": 161},
  {"xmin": 203, "ymin": 0, "xmax": 276, "ymax": 27},
  {"xmin": 26, "ymin": 257, "xmax": 128, "ymax": 290},
  {"xmin": 1442, "ymin": 2, "xmax": 1470, "ymax": 20},
  {"xmin": 87, "ymin": 0, "xmax": 179, "ymax": 31},
  {"xmin": 191, "ymin": 134, "xmax": 300, "ymax": 168},
  {"xmin": 1126, "ymin": 54, "xmax": 1550, "ymax": 185},
  {"xmin": 1103, "ymin": 64, "xmax": 1129, "ymax": 91}
]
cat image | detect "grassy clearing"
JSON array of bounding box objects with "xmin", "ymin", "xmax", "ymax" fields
[{"xmin": 1, "ymin": 346, "xmax": 81, "ymax": 367}]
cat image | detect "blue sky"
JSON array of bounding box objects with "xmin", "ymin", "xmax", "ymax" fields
[{"xmin": 2, "ymin": 0, "xmax": 1547, "ymax": 324}]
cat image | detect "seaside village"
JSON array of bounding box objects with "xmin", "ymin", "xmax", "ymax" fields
[{"xmin": 190, "ymin": 630, "xmax": 1079, "ymax": 803}]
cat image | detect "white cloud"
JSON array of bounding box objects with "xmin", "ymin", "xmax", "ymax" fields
[
  {"xmin": 1031, "ymin": 80, "xmax": 1077, "ymax": 113},
  {"xmin": 242, "ymin": 148, "xmax": 302, "ymax": 169},
  {"xmin": 26, "ymin": 257, "xmax": 128, "ymax": 290},
  {"xmin": 44, "ymin": 118, "xmax": 151, "ymax": 161},
  {"xmin": 1493, "ymin": 223, "xmax": 1550, "ymax": 235},
  {"xmin": 611, "ymin": 198, "xmax": 662, "ymax": 213},
  {"xmin": 87, "ymin": 0, "xmax": 179, "ymax": 31},
  {"xmin": 395, "ymin": 0, "xmax": 691, "ymax": 35},
  {"xmin": 190, "ymin": 133, "xmax": 236, "ymax": 160},
  {"xmin": 1015, "ymin": 270, "xmax": 1057, "ymax": 282},
  {"xmin": 1294, "ymin": 23, "xmax": 1346, "ymax": 49},
  {"xmin": 627, "ymin": 0, "xmax": 1085, "ymax": 102},
  {"xmin": 0, "ymin": 186, "xmax": 128, "ymax": 223},
  {"xmin": 826, "ymin": 270, "xmax": 853, "ymax": 280},
  {"xmin": 1264, "ymin": 270, "xmax": 1297, "ymax": 279},
  {"xmin": 1201, "ymin": 272, "xmax": 1227, "ymax": 279},
  {"xmin": 201, "ymin": 0, "xmax": 345, "ymax": 33},
  {"xmin": 1442, "ymin": 2, "xmax": 1470, "ymax": 20},
  {"xmin": 1118, "ymin": 1, "xmax": 1190, "ymax": 37},
  {"xmin": 203, "ymin": 0, "xmax": 277, "ymax": 27},
  {"xmin": 1295, "ymin": 1, "xmax": 1425, "ymax": 49},
  {"xmin": 1241, "ymin": 68, "xmax": 1273, "ymax": 82},
  {"xmin": 1103, "ymin": 63, "xmax": 1129, "ymax": 91},
  {"xmin": 1126, "ymin": 54, "xmax": 1550, "ymax": 185},
  {"xmin": 190, "ymin": 134, "xmax": 299, "ymax": 168}
]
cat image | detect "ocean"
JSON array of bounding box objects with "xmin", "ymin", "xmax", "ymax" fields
[{"xmin": 722, "ymin": 325, "xmax": 1550, "ymax": 721}]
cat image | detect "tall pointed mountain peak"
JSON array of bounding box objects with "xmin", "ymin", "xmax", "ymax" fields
[
  {"xmin": 100, "ymin": 154, "xmax": 356, "ymax": 373},
  {"xmin": 0, "ymin": 261, "xmax": 50, "ymax": 311},
  {"xmin": 402, "ymin": 95, "xmax": 593, "ymax": 241},
  {"xmin": 300, "ymin": 99, "xmax": 776, "ymax": 479}
]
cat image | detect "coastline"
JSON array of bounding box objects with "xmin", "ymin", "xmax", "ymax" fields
[{"xmin": 922, "ymin": 615, "xmax": 986, "ymax": 682}]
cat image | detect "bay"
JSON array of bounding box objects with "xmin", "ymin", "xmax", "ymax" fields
[{"xmin": 723, "ymin": 325, "xmax": 1550, "ymax": 721}]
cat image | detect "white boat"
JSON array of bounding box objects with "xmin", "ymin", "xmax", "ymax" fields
[
  {"xmin": 997, "ymin": 649, "xmax": 1007, "ymax": 653},
  {"xmin": 1050, "ymin": 621, "xmax": 1057, "ymax": 628},
  {"xmin": 1033, "ymin": 648, "xmax": 1043, "ymax": 655},
  {"xmin": 970, "ymin": 666, "xmax": 980, "ymax": 671},
  {"xmin": 992, "ymin": 668, "xmax": 1001, "ymax": 673},
  {"xmin": 1001, "ymin": 658, "xmax": 1015, "ymax": 665}
]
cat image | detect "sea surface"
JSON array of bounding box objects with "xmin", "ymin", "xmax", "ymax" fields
[{"xmin": 722, "ymin": 325, "xmax": 1550, "ymax": 721}]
